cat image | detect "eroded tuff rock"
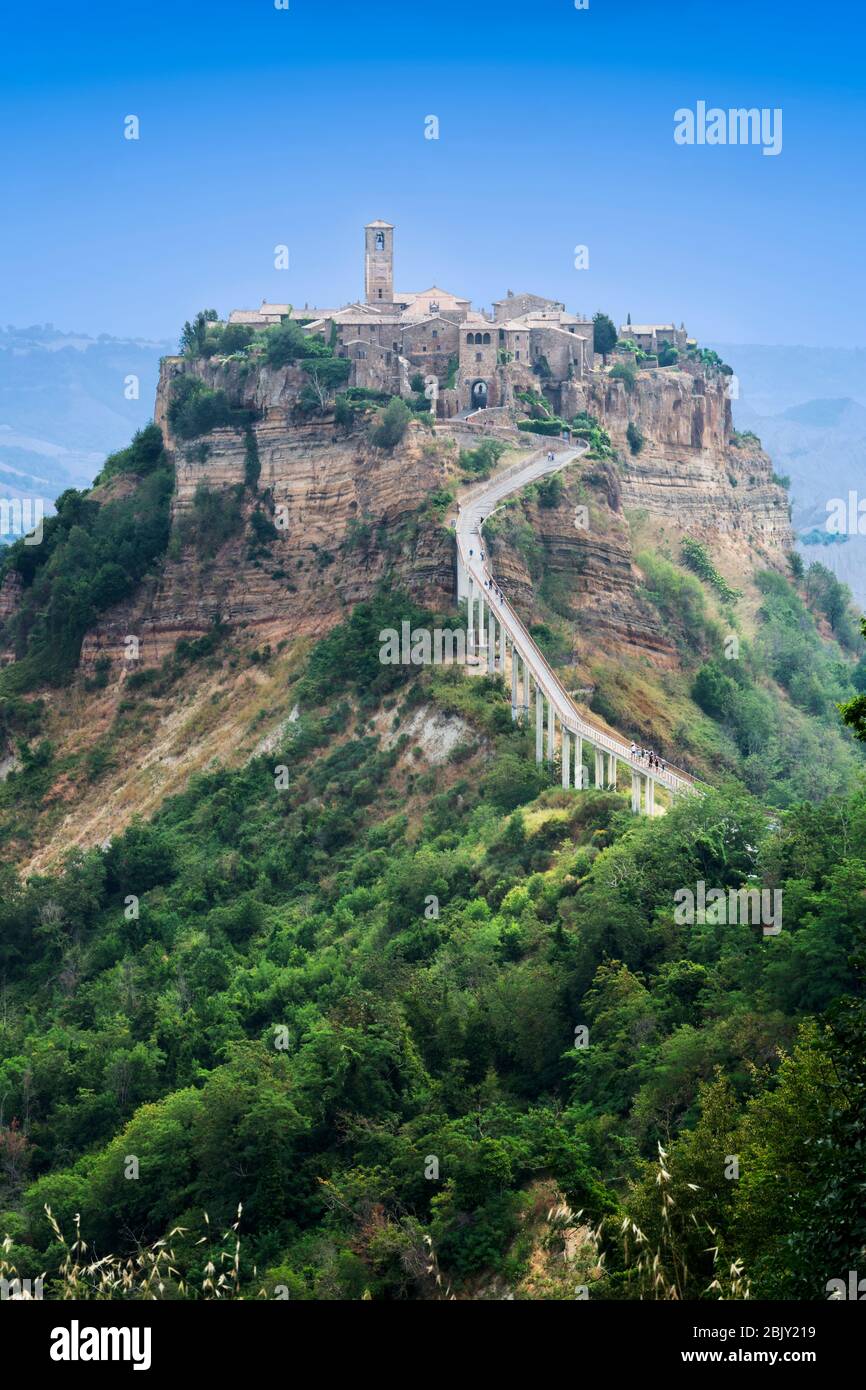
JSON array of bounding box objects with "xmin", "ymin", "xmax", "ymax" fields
[
  {"xmin": 487, "ymin": 372, "xmax": 791, "ymax": 669},
  {"xmin": 487, "ymin": 458, "xmax": 679, "ymax": 668},
  {"xmin": 80, "ymin": 359, "xmax": 455, "ymax": 668},
  {"xmin": 9, "ymin": 356, "xmax": 792, "ymax": 680},
  {"xmin": 563, "ymin": 369, "xmax": 792, "ymax": 553}
]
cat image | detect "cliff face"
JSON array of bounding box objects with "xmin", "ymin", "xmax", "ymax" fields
[
  {"xmin": 487, "ymin": 455, "xmax": 679, "ymax": 669},
  {"xmin": 563, "ymin": 367, "xmax": 792, "ymax": 557},
  {"xmin": 486, "ymin": 371, "xmax": 792, "ymax": 673},
  {"xmin": 80, "ymin": 359, "xmax": 455, "ymax": 668},
  {"xmin": 4, "ymin": 356, "xmax": 792, "ymax": 679}
]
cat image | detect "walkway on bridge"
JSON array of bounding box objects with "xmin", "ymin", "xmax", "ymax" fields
[{"xmin": 454, "ymin": 439, "xmax": 698, "ymax": 814}]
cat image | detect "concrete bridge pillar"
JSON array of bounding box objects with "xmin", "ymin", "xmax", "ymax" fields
[
  {"xmin": 609, "ymin": 754, "xmax": 618, "ymax": 792},
  {"xmin": 631, "ymin": 771, "xmax": 641, "ymax": 814},
  {"xmin": 594, "ymin": 748, "xmax": 605, "ymax": 788},
  {"xmin": 523, "ymin": 659, "xmax": 531, "ymax": 714},
  {"xmin": 467, "ymin": 580, "xmax": 475, "ymax": 658},
  {"xmin": 535, "ymin": 685, "xmax": 544, "ymax": 763},
  {"xmin": 511, "ymin": 646, "xmax": 518, "ymax": 719},
  {"xmin": 562, "ymin": 729, "xmax": 570, "ymax": 788},
  {"xmin": 547, "ymin": 699, "xmax": 556, "ymax": 761},
  {"xmin": 575, "ymin": 735, "xmax": 584, "ymax": 788},
  {"xmin": 487, "ymin": 611, "xmax": 495, "ymax": 674},
  {"xmin": 647, "ymin": 778, "xmax": 656, "ymax": 815}
]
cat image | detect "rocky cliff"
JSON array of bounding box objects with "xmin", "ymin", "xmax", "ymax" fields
[
  {"xmin": 485, "ymin": 369, "xmax": 792, "ymax": 675},
  {"xmin": 3, "ymin": 356, "xmax": 793, "ymax": 681},
  {"xmin": 79, "ymin": 358, "xmax": 455, "ymax": 668},
  {"xmin": 563, "ymin": 368, "xmax": 791, "ymax": 557}
]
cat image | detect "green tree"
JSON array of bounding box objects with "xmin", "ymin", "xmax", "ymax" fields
[
  {"xmin": 179, "ymin": 309, "xmax": 218, "ymax": 357},
  {"xmin": 370, "ymin": 397, "xmax": 412, "ymax": 450},
  {"xmin": 626, "ymin": 421, "xmax": 644, "ymax": 454},
  {"xmin": 593, "ymin": 312, "xmax": 617, "ymax": 363}
]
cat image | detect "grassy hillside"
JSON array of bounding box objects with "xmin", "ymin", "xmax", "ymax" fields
[{"xmin": 1, "ymin": 591, "xmax": 864, "ymax": 1300}]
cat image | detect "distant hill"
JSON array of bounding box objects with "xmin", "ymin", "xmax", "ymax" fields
[
  {"xmin": 711, "ymin": 346, "xmax": 866, "ymax": 607},
  {"xmin": 780, "ymin": 396, "xmax": 866, "ymax": 429},
  {"xmin": 0, "ymin": 324, "xmax": 171, "ymax": 535}
]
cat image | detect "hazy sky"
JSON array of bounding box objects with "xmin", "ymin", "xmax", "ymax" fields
[{"xmin": 2, "ymin": 0, "xmax": 863, "ymax": 346}]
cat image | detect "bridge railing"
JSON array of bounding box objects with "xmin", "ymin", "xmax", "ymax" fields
[{"xmin": 455, "ymin": 458, "xmax": 700, "ymax": 798}]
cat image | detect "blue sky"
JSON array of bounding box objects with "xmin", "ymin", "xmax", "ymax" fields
[{"xmin": 1, "ymin": 0, "xmax": 863, "ymax": 346}]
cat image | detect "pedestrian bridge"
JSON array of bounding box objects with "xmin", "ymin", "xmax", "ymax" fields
[{"xmin": 454, "ymin": 439, "xmax": 699, "ymax": 813}]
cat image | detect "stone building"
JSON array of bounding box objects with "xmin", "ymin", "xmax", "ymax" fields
[
  {"xmin": 226, "ymin": 222, "xmax": 692, "ymax": 419},
  {"xmin": 618, "ymin": 322, "xmax": 690, "ymax": 352},
  {"xmin": 365, "ymin": 220, "xmax": 395, "ymax": 305}
]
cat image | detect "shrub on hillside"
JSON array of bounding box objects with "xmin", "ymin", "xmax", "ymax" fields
[
  {"xmin": 176, "ymin": 483, "xmax": 244, "ymax": 556},
  {"xmin": 264, "ymin": 321, "xmax": 332, "ymax": 367},
  {"xmin": 458, "ymin": 439, "xmax": 506, "ymax": 479},
  {"xmin": 626, "ymin": 421, "xmax": 645, "ymax": 455},
  {"xmin": 370, "ymin": 397, "xmax": 412, "ymax": 450},
  {"xmin": 610, "ymin": 362, "xmax": 637, "ymax": 391},
  {"xmin": 167, "ymin": 377, "xmax": 235, "ymax": 440}
]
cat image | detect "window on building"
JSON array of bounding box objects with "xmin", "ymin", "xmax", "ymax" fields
[
  {"xmin": 499, "ymin": 330, "xmax": 505, "ymax": 343},
  {"xmin": 476, "ymin": 352, "xmax": 482, "ymax": 362},
  {"xmin": 357, "ymin": 349, "xmax": 367, "ymax": 359},
  {"xmin": 430, "ymin": 302, "xmax": 439, "ymax": 315},
  {"xmin": 466, "ymin": 333, "xmax": 474, "ymax": 344},
  {"xmin": 432, "ymin": 329, "xmax": 438, "ymax": 339},
  {"xmin": 483, "ymin": 333, "xmax": 491, "ymax": 345},
  {"xmin": 515, "ymin": 351, "xmax": 520, "ymax": 360}
]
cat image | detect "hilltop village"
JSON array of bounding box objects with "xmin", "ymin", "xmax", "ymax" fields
[{"xmin": 226, "ymin": 220, "xmax": 695, "ymax": 420}]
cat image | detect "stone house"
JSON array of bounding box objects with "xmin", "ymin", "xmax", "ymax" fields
[
  {"xmin": 493, "ymin": 291, "xmax": 565, "ymax": 321},
  {"xmin": 226, "ymin": 221, "xmax": 693, "ymax": 418},
  {"xmin": 619, "ymin": 322, "xmax": 690, "ymax": 352}
]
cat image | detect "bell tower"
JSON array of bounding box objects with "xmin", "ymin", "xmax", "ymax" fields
[{"xmin": 365, "ymin": 220, "xmax": 394, "ymax": 305}]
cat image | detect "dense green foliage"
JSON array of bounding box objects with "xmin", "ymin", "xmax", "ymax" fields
[
  {"xmin": 626, "ymin": 421, "xmax": 644, "ymax": 454},
  {"xmin": 681, "ymin": 537, "xmax": 742, "ymax": 602},
  {"xmin": 592, "ymin": 312, "xmax": 617, "ymax": 361},
  {"xmin": 264, "ymin": 321, "xmax": 333, "ymax": 368},
  {"xmin": 458, "ymin": 439, "xmax": 506, "ymax": 479},
  {"xmin": 370, "ymin": 397, "xmax": 412, "ymax": 450},
  {"xmin": 610, "ymin": 361, "xmax": 637, "ymax": 391},
  {"xmin": 0, "ymin": 429, "xmax": 174, "ymax": 689},
  {"xmin": 1, "ymin": 589, "xmax": 864, "ymax": 1300},
  {"xmin": 167, "ymin": 376, "xmax": 254, "ymax": 440}
]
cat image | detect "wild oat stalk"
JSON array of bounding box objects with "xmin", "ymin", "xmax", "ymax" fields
[{"xmin": 5, "ymin": 1204, "xmax": 265, "ymax": 1301}]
